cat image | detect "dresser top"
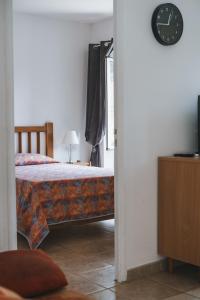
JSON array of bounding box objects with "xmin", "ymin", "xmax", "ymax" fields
[{"xmin": 158, "ymin": 156, "xmax": 200, "ymax": 163}]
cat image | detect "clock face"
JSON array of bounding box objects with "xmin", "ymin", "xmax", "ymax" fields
[{"xmin": 152, "ymin": 3, "xmax": 183, "ymax": 46}]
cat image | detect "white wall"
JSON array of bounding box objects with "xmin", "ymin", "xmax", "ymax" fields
[
  {"xmin": 115, "ymin": 0, "xmax": 200, "ymax": 273},
  {"xmin": 91, "ymin": 18, "xmax": 113, "ymax": 43},
  {"xmin": 14, "ymin": 13, "xmax": 91, "ymax": 162},
  {"xmin": 0, "ymin": 0, "xmax": 17, "ymax": 251},
  {"xmin": 91, "ymin": 18, "xmax": 114, "ymax": 169}
]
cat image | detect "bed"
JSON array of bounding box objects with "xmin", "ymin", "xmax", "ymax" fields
[{"xmin": 15, "ymin": 123, "xmax": 114, "ymax": 249}]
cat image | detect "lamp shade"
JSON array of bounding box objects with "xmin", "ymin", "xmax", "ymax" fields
[{"xmin": 63, "ymin": 130, "xmax": 79, "ymax": 145}]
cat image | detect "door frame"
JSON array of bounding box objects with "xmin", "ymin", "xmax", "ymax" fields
[
  {"xmin": 0, "ymin": 0, "xmax": 17, "ymax": 251},
  {"xmin": 7, "ymin": 0, "xmax": 128, "ymax": 281},
  {"xmin": 114, "ymin": 0, "xmax": 127, "ymax": 282}
]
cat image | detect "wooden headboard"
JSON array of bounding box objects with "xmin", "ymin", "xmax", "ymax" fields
[{"xmin": 15, "ymin": 122, "xmax": 54, "ymax": 158}]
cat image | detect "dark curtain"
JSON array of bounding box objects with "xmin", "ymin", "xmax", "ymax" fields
[{"xmin": 85, "ymin": 39, "xmax": 113, "ymax": 167}]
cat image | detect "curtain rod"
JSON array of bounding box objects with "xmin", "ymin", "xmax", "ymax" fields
[{"xmin": 90, "ymin": 38, "xmax": 113, "ymax": 47}]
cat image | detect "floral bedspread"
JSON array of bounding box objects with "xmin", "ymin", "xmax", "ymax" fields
[{"xmin": 16, "ymin": 163, "xmax": 114, "ymax": 248}]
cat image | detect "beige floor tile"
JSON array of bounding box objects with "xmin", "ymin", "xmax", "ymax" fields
[
  {"xmin": 59, "ymin": 255, "xmax": 112, "ymax": 273},
  {"xmin": 164, "ymin": 294, "xmax": 199, "ymax": 300},
  {"xmin": 89, "ymin": 250, "xmax": 114, "ymax": 266},
  {"xmin": 111, "ymin": 278, "xmax": 180, "ymax": 300},
  {"xmin": 64, "ymin": 239, "xmax": 114, "ymax": 256},
  {"xmin": 149, "ymin": 266, "xmax": 200, "ymax": 292},
  {"xmin": 81, "ymin": 266, "xmax": 116, "ymax": 289},
  {"xmin": 65, "ymin": 273, "xmax": 104, "ymax": 294},
  {"xmin": 42, "ymin": 233, "xmax": 92, "ymax": 249},
  {"xmin": 90, "ymin": 289, "xmax": 117, "ymax": 300},
  {"xmin": 187, "ymin": 286, "xmax": 200, "ymax": 298}
]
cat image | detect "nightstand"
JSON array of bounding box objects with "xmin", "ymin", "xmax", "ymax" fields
[
  {"xmin": 67, "ymin": 161, "xmax": 91, "ymax": 166},
  {"xmin": 73, "ymin": 161, "xmax": 91, "ymax": 166}
]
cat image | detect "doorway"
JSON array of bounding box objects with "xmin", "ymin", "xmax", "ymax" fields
[{"xmin": 13, "ymin": 0, "xmax": 124, "ymax": 289}]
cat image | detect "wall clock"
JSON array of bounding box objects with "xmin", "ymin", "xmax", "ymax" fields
[{"xmin": 152, "ymin": 3, "xmax": 183, "ymax": 46}]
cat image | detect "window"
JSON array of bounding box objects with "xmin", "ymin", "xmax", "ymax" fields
[{"xmin": 106, "ymin": 56, "xmax": 114, "ymax": 150}]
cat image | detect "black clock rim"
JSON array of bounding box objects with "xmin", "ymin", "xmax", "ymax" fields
[{"xmin": 151, "ymin": 3, "xmax": 184, "ymax": 46}]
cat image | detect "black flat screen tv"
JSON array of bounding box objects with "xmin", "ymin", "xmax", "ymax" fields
[{"xmin": 198, "ymin": 96, "xmax": 200, "ymax": 154}]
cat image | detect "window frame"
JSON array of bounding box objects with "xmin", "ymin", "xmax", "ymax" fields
[{"xmin": 105, "ymin": 55, "xmax": 114, "ymax": 151}]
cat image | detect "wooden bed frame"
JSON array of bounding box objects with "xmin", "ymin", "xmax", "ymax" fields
[
  {"xmin": 15, "ymin": 122, "xmax": 53, "ymax": 158},
  {"xmin": 15, "ymin": 122, "xmax": 114, "ymax": 226}
]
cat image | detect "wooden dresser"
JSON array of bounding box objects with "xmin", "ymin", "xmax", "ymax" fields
[{"xmin": 158, "ymin": 156, "xmax": 200, "ymax": 271}]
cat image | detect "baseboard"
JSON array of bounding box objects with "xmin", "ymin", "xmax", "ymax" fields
[{"xmin": 127, "ymin": 259, "xmax": 167, "ymax": 281}]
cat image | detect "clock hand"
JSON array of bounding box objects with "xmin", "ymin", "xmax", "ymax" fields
[
  {"xmin": 168, "ymin": 10, "xmax": 173, "ymax": 25},
  {"xmin": 157, "ymin": 22, "xmax": 169, "ymax": 26}
]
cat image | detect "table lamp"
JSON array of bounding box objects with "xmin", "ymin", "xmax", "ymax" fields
[{"xmin": 63, "ymin": 130, "xmax": 79, "ymax": 163}]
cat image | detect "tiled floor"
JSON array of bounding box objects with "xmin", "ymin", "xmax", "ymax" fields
[{"xmin": 18, "ymin": 220, "xmax": 200, "ymax": 300}]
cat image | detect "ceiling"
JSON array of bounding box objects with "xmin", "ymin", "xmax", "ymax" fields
[{"xmin": 13, "ymin": 0, "xmax": 113, "ymax": 23}]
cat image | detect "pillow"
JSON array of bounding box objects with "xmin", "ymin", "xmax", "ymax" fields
[
  {"xmin": 15, "ymin": 153, "xmax": 58, "ymax": 166},
  {"xmin": 0, "ymin": 250, "xmax": 68, "ymax": 298},
  {"xmin": 0, "ymin": 288, "xmax": 22, "ymax": 299}
]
